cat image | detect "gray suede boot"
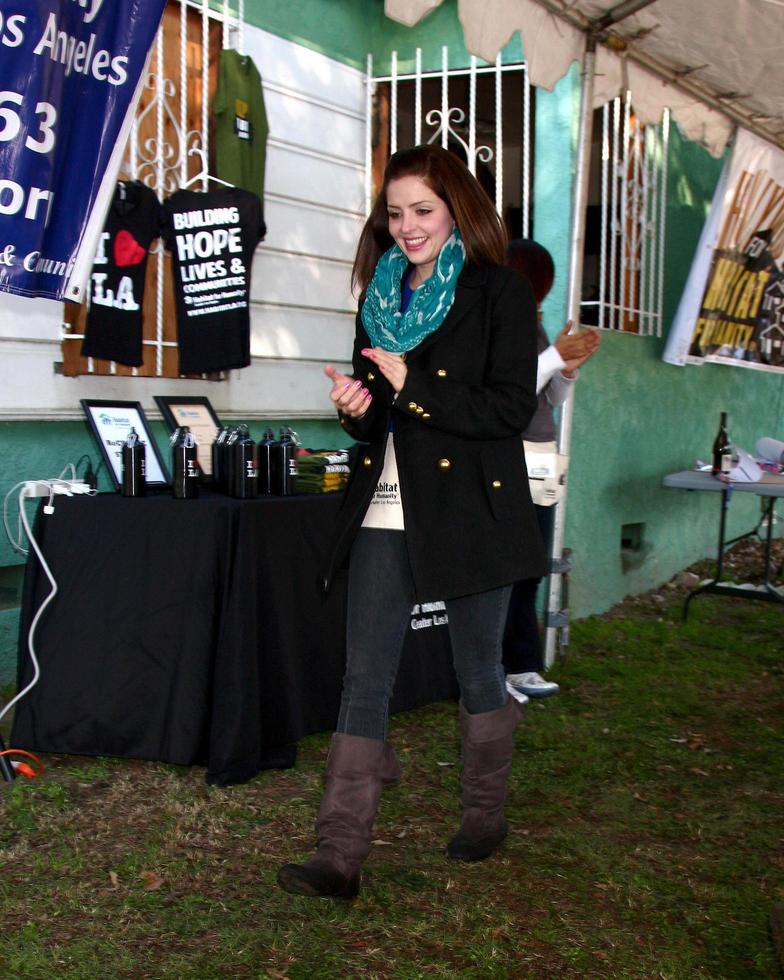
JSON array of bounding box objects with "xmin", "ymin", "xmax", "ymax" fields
[
  {"xmin": 277, "ymin": 734, "xmax": 395, "ymax": 898},
  {"xmin": 447, "ymin": 697, "xmax": 522, "ymax": 861}
]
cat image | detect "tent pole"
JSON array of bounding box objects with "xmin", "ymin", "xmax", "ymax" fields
[{"xmin": 543, "ymin": 36, "xmax": 597, "ymax": 668}]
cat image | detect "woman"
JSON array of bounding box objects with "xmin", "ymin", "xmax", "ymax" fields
[
  {"xmin": 503, "ymin": 239, "xmax": 600, "ymax": 703},
  {"xmin": 277, "ymin": 146, "xmax": 545, "ymax": 900}
]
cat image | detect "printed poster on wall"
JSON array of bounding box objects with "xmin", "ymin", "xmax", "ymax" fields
[
  {"xmin": 663, "ymin": 128, "xmax": 784, "ymax": 374},
  {"xmin": 0, "ymin": 0, "xmax": 167, "ymax": 303}
]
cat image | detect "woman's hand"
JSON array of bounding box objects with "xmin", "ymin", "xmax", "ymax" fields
[
  {"xmin": 361, "ymin": 347, "xmax": 408, "ymax": 393},
  {"xmin": 554, "ymin": 321, "xmax": 601, "ymax": 376},
  {"xmin": 324, "ymin": 364, "xmax": 372, "ymax": 418}
]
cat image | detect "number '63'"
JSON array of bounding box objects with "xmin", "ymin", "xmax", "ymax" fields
[{"xmin": 0, "ymin": 92, "xmax": 57, "ymax": 154}]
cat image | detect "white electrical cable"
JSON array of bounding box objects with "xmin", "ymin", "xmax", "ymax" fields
[
  {"xmin": 0, "ymin": 486, "xmax": 59, "ymax": 727},
  {"xmin": 3, "ymin": 482, "xmax": 31, "ymax": 556}
]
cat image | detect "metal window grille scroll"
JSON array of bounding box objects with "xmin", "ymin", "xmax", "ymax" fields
[
  {"xmin": 583, "ymin": 95, "xmax": 670, "ymax": 336},
  {"xmin": 61, "ymin": 0, "xmax": 245, "ymax": 378},
  {"xmin": 365, "ymin": 49, "xmax": 533, "ymax": 239}
]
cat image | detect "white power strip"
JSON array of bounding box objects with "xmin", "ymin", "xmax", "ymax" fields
[{"xmin": 23, "ymin": 480, "xmax": 93, "ymax": 498}]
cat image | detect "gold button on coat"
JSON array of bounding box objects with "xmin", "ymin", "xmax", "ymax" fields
[
  {"xmin": 415, "ymin": 406, "xmax": 424, "ymax": 414},
  {"xmin": 363, "ymin": 456, "xmax": 372, "ymax": 467},
  {"xmin": 492, "ymin": 480, "xmax": 502, "ymax": 488},
  {"xmin": 367, "ymin": 371, "xmax": 375, "ymax": 381},
  {"xmin": 407, "ymin": 401, "xmax": 418, "ymax": 411},
  {"xmin": 437, "ymin": 458, "xmax": 451, "ymax": 471},
  {"xmin": 436, "ymin": 369, "xmax": 447, "ymax": 378},
  {"xmin": 422, "ymin": 413, "xmax": 431, "ymax": 419}
]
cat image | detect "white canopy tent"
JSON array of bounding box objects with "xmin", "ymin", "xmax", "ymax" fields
[
  {"xmin": 386, "ymin": 0, "xmax": 784, "ymax": 157},
  {"xmin": 386, "ymin": 0, "xmax": 784, "ymax": 661}
]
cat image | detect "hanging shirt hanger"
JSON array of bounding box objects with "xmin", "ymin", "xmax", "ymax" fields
[{"xmin": 181, "ymin": 147, "xmax": 234, "ymax": 190}]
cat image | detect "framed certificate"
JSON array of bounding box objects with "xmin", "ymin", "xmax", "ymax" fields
[
  {"xmin": 154, "ymin": 396, "xmax": 222, "ymax": 478},
  {"xmin": 81, "ymin": 399, "xmax": 170, "ymax": 490}
]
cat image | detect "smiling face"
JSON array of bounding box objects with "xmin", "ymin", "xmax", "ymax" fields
[{"xmin": 386, "ymin": 175, "xmax": 455, "ymax": 286}]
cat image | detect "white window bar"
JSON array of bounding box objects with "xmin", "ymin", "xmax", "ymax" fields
[
  {"xmin": 608, "ymin": 97, "xmax": 620, "ymax": 332},
  {"xmin": 599, "ymin": 102, "xmax": 609, "ymax": 330},
  {"xmin": 468, "ymin": 56, "xmax": 477, "ymax": 175},
  {"xmin": 657, "ymin": 109, "xmax": 670, "ymax": 337},
  {"xmin": 155, "ymin": 26, "xmax": 166, "ymax": 375},
  {"xmin": 628, "ymin": 116, "xmax": 641, "ymax": 330},
  {"xmin": 390, "ymin": 51, "xmax": 398, "ymax": 156},
  {"xmin": 617, "ymin": 91, "xmax": 631, "ymax": 332},
  {"xmin": 494, "ymin": 54, "xmax": 503, "ymax": 216},
  {"xmin": 414, "ymin": 48, "xmax": 422, "ymax": 145},
  {"xmin": 200, "ymin": 0, "xmax": 209, "ymax": 193},
  {"xmin": 130, "ymin": 114, "xmax": 138, "ymax": 180},
  {"xmin": 645, "ymin": 122, "xmax": 657, "ymax": 336},
  {"xmin": 365, "ymin": 54, "xmax": 374, "ymax": 216},
  {"xmin": 522, "ymin": 64, "xmax": 531, "ymax": 240},
  {"xmin": 180, "ymin": 0, "xmax": 189, "ymax": 186},
  {"xmin": 441, "ymin": 46, "xmax": 448, "ymax": 150}
]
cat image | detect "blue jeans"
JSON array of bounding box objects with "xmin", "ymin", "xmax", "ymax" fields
[{"xmin": 337, "ymin": 528, "xmax": 511, "ymax": 740}]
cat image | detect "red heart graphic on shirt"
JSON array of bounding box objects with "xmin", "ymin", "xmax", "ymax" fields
[{"xmin": 114, "ymin": 230, "xmax": 146, "ymax": 267}]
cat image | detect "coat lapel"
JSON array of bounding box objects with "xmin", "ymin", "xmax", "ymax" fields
[{"xmin": 405, "ymin": 264, "xmax": 488, "ymax": 360}]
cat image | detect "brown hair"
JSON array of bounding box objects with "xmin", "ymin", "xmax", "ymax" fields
[
  {"xmin": 506, "ymin": 239, "xmax": 555, "ymax": 305},
  {"xmin": 352, "ymin": 145, "xmax": 507, "ymax": 294}
]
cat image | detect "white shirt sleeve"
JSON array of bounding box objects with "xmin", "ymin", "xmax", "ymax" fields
[
  {"xmin": 536, "ymin": 344, "xmax": 566, "ymax": 393},
  {"xmin": 545, "ymin": 367, "xmax": 579, "ymax": 408}
]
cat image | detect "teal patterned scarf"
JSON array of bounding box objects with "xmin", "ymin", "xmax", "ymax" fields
[{"xmin": 361, "ymin": 228, "xmax": 465, "ymax": 353}]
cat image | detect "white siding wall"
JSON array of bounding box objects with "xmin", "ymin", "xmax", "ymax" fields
[{"xmin": 0, "ymin": 25, "xmax": 364, "ymax": 421}]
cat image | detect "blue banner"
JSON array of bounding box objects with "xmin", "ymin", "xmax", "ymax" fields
[{"xmin": 0, "ymin": 0, "xmax": 167, "ymax": 301}]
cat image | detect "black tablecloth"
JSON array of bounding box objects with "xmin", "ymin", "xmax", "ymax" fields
[{"xmin": 11, "ymin": 492, "xmax": 457, "ymax": 784}]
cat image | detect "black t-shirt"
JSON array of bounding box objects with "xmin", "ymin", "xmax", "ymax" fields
[
  {"xmin": 162, "ymin": 187, "xmax": 266, "ymax": 374},
  {"xmin": 81, "ymin": 181, "xmax": 163, "ymax": 367}
]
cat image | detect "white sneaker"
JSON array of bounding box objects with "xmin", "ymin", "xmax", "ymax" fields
[
  {"xmin": 505, "ymin": 680, "xmax": 529, "ymax": 705},
  {"xmin": 506, "ymin": 672, "xmax": 560, "ymax": 699}
]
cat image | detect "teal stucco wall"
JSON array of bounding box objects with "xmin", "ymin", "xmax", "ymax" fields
[
  {"xmin": 244, "ymin": 0, "xmax": 522, "ymax": 73},
  {"xmin": 561, "ymin": 125, "xmax": 784, "ymax": 617}
]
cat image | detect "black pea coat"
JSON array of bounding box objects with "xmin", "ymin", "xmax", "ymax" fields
[{"xmin": 323, "ymin": 262, "xmax": 547, "ymax": 601}]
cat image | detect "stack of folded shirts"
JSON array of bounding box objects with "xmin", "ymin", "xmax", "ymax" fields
[{"xmin": 296, "ymin": 449, "xmax": 351, "ymax": 493}]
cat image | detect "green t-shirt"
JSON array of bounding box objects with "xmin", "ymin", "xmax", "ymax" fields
[{"xmin": 214, "ymin": 49, "xmax": 269, "ymax": 206}]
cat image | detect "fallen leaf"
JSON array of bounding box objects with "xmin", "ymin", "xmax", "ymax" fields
[
  {"xmin": 140, "ymin": 870, "xmax": 165, "ymax": 891},
  {"xmin": 108, "ymin": 870, "xmax": 119, "ymax": 889}
]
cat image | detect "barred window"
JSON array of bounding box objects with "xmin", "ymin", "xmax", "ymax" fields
[{"xmin": 581, "ymin": 94, "xmax": 670, "ymax": 335}]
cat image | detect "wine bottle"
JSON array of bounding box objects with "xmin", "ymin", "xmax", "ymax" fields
[{"xmin": 711, "ymin": 412, "xmax": 732, "ymax": 475}]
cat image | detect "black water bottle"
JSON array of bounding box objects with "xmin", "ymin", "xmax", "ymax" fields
[
  {"xmin": 711, "ymin": 412, "xmax": 732, "ymax": 475},
  {"xmin": 258, "ymin": 426, "xmax": 276, "ymax": 495},
  {"xmin": 121, "ymin": 428, "xmax": 146, "ymax": 497},
  {"xmin": 171, "ymin": 426, "xmax": 199, "ymax": 499},
  {"xmin": 273, "ymin": 426, "xmax": 298, "ymax": 495},
  {"xmin": 223, "ymin": 426, "xmax": 239, "ymax": 497},
  {"xmin": 212, "ymin": 427, "xmax": 228, "ymax": 492},
  {"xmin": 232, "ymin": 425, "xmax": 258, "ymax": 498}
]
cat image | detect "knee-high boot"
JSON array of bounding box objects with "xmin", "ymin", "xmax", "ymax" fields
[
  {"xmin": 277, "ymin": 734, "xmax": 399, "ymax": 898},
  {"xmin": 447, "ymin": 697, "xmax": 522, "ymax": 862}
]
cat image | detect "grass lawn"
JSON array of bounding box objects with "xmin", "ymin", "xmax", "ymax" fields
[{"xmin": 1, "ymin": 540, "xmax": 782, "ymax": 979}]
